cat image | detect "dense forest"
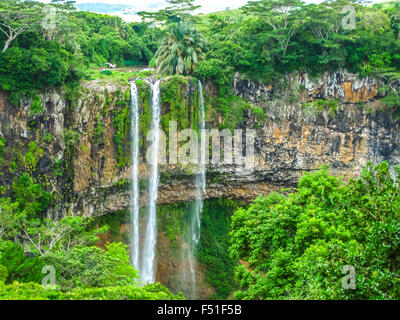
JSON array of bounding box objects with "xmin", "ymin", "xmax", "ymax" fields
[
  {"xmin": 2, "ymin": 0, "xmax": 400, "ymax": 107},
  {"xmin": 0, "ymin": 0, "xmax": 400, "ymax": 301}
]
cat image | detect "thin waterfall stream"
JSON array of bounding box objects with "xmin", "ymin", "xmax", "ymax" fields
[
  {"xmin": 129, "ymin": 78, "xmax": 206, "ymax": 294},
  {"xmin": 186, "ymin": 80, "xmax": 207, "ymax": 298},
  {"xmin": 140, "ymin": 79, "xmax": 162, "ymax": 284},
  {"xmin": 129, "ymin": 81, "xmax": 140, "ymax": 272}
]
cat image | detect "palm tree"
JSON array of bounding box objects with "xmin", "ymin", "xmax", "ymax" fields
[{"xmin": 155, "ymin": 23, "xmax": 207, "ymax": 76}]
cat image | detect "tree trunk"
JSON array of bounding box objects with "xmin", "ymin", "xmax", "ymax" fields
[
  {"xmin": 2, "ymin": 33, "xmax": 19, "ymax": 53},
  {"xmin": 2, "ymin": 37, "xmax": 13, "ymax": 53}
]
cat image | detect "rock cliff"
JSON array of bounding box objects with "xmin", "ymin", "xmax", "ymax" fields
[
  {"xmin": 1, "ymin": 70, "xmax": 399, "ymax": 299},
  {"xmin": 0, "ymin": 71, "xmax": 399, "ymax": 218},
  {"xmin": 233, "ymin": 69, "xmax": 384, "ymax": 103}
]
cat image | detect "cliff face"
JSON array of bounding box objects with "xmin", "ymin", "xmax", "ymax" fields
[
  {"xmin": 233, "ymin": 69, "xmax": 384, "ymax": 104},
  {"xmin": 1, "ymin": 70, "xmax": 399, "ymax": 299},
  {"xmin": 0, "ymin": 71, "xmax": 399, "ymax": 218}
]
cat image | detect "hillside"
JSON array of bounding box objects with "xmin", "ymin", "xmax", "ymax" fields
[{"xmin": 0, "ymin": 0, "xmax": 399, "ymax": 302}]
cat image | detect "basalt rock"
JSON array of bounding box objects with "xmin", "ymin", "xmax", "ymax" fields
[
  {"xmin": 0, "ymin": 73, "xmax": 399, "ymax": 218},
  {"xmin": 233, "ymin": 70, "xmax": 384, "ymax": 103},
  {"xmin": 1, "ymin": 72, "xmax": 399, "ymax": 300}
]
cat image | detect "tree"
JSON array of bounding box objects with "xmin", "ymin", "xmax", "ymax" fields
[
  {"xmin": 0, "ymin": 0, "xmax": 44, "ymax": 52},
  {"xmin": 13, "ymin": 216, "xmax": 108, "ymax": 255},
  {"xmin": 155, "ymin": 22, "xmax": 207, "ymax": 75},
  {"xmin": 304, "ymin": 0, "xmax": 358, "ymax": 58},
  {"xmin": 229, "ymin": 162, "xmax": 400, "ymax": 300},
  {"xmin": 41, "ymin": 242, "xmax": 138, "ymax": 290},
  {"xmin": 42, "ymin": 0, "xmax": 78, "ymax": 42},
  {"xmin": 242, "ymin": 0, "xmax": 305, "ymax": 58}
]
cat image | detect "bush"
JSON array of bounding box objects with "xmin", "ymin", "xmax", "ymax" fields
[
  {"xmin": 230, "ymin": 162, "xmax": 400, "ymax": 300},
  {"xmin": 100, "ymin": 70, "xmax": 113, "ymax": 76},
  {"xmin": 0, "ymin": 281, "xmax": 185, "ymax": 300},
  {"xmin": 30, "ymin": 95, "xmax": 44, "ymax": 115},
  {"xmin": 0, "ymin": 241, "xmax": 45, "ymax": 284},
  {"xmin": 0, "ymin": 265, "xmax": 8, "ymax": 283},
  {"xmin": 41, "ymin": 242, "xmax": 138, "ymax": 291}
]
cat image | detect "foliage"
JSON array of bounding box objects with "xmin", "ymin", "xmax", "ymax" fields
[
  {"xmin": 0, "ymin": 265, "xmax": 7, "ymax": 283},
  {"xmin": 0, "ymin": 282, "xmax": 185, "ymax": 300},
  {"xmin": 210, "ymin": 94, "xmax": 252, "ymax": 131},
  {"xmin": 63, "ymin": 129, "xmax": 80, "ymax": 150},
  {"xmin": 138, "ymin": 0, "xmax": 200, "ymax": 25},
  {"xmin": 155, "ymin": 22, "xmax": 207, "ymax": 76},
  {"xmin": 158, "ymin": 203, "xmax": 190, "ymax": 245},
  {"xmin": 0, "ymin": 240, "xmax": 45, "ymax": 283},
  {"xmin": 11, "ymin": 173, "xmax": 51, "ymax": 220},
  {"xmin": 194, "ymin": 58, "xmax": 232, "ymax": 89},
  {"xmin": 160, "ymin": 75, "xmax": 196, "ymax": 134},
  {"xmin": 193, "ymin": 0, "xmax": 400, "ymax": 97},
  {"xmin": 111, "ymin": 90, "xmax": 131, "ymax": 168},
  {"xmin": 0, "ymin": 136, "xmax": 5, "ymax": 167},
  {"xmin": 41, "ymin": 242, "xmax": 137, "ymax": 290},
  {"xmin": 229, "ymin": 162, "xmax": 400, "ymax": 300},
  {"xmin": 30, "ymin": 95, "xmax": 44, "ymax": 115},
  {"xmin": 0, "ymin": 0, "xmax": 45, "ymax": 53},
  {"xmin": 24, "ymin": 141, "xmax": 43, "ymax": 172},
  {"xmin": 0, "ymin": 1, "xmax": 161, "ymax": 106},
  {"xmin": 197, "ymin": 199, "xmax": 239, "ymax": 299}
]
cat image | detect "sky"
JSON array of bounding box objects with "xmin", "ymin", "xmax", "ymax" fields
[
  {"xmin": 38, "ymin": 0, "xmax": 328, "ymax": 13},
  {"xmin": 36, "ymin": 0, "xmax": 387, "ymax": 21}
]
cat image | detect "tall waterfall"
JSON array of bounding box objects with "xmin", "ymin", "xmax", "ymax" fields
[
  {"xmin": 129, "ymin": 81, "xmax": 140, "ymax": 272},
  {"xmin": 192, "ymin": 80, "xmax": 206, "ymax": 246},
  {"xmin": 186, "ymin": 80, "xmax": 207, "ymax": 298},
  {"xmin": 141, "ymin": 79, "xmax": 162, "ymax": 284}
]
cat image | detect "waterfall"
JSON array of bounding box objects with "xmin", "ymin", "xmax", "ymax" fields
[
  {"xmin": 186, "ymin": 80, "xmax": 207, "ymax": 298},
  {"xmin": 141, "ymin": 79, "xmax": 161, "ymax": 284},
  {"xmin": 194, "ymin": 80, "xmax": 206, "ymax": 246},
  {"xmin": 129, "ymin": 81, "xmax": 140, "ymax": 272}
]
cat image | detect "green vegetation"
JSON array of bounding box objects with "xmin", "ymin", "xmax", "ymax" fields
[
  {"xmin": 1, "ymin": 0, "xmax": 400, "ymax": 302},
  {"xmin": 155, "ymin": 23, "xmax": 207, "ymax": 76},
  {"xmin": 63, "ymin": 129, "xmax": 80, "ymax": 150},
  {"xmin": 230, "ymin": 162, "xmax": 400, "ymax": 299},
  {"xmin": 0, "ymin": 136, "xmax": 5, "ymax": 167},
  {"xmin": 160, "ymin": 76, "xmax": 197, "ymax": 133},
  {"xmin": 197, "ymin": 199, "xmax": 240, "ymax": 299},
  {"xmin": 30, "ymin": 95, "xmax": 44, "ymax": 115},
  {"xmin": 0, "ymin": 174, "xmax": 182, "ymax": 300},
  {"xmin": 0, "ymin": 0, "xmax": 163, "ymax": 106},
  {"xmin": 302, "ymin": 98, "xmax": 340, "ymax": 117},
  {"xmin": 24, "ymin": 141, "xmax": 43, "ymax": 173},
  {"xmin": 158, "ymin": 202, "xmax": 191, "ymax": 246},
  {"xmin": 0, "ymin": 282, "xmax": 184, "ymax": 300},
  {"xmin": 111, "ymin": 90, "xmax": 131, "ymax": 168}
]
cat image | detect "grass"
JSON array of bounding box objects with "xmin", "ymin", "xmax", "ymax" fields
[{"xmin": 86, "ymin": 68, "xmax": 155, "ymax": 84}]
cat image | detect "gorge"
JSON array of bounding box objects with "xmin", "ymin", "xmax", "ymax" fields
[{"xmin": 0, "ymin": 69, "xmax": 399, "ymax": 298}]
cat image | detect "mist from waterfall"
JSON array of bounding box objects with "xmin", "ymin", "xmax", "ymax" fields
[
  {"xmin": 129, "ymin": 81, "xmax": 140, "ymax": 272},
  {"xmin": 140, "ymin": 79, "xmax": 162, "ymax": 284}
]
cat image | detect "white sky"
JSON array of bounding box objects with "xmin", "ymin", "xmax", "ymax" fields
[
  {"xmin": 37, "ymin": 0, "xmax": 333, "ymax": 13},
  {"xmin": 36, "ymin": 0, "xmax": 387, "ymax": 18}
]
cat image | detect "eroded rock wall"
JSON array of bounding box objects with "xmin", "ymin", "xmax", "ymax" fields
[
  {"xmin": 0, "ymin": 72, "xmax": 399, "ymax": 219},
  {"xmin": 233, "ymin": 70, "xmax": 384, "ymax": 103}
]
